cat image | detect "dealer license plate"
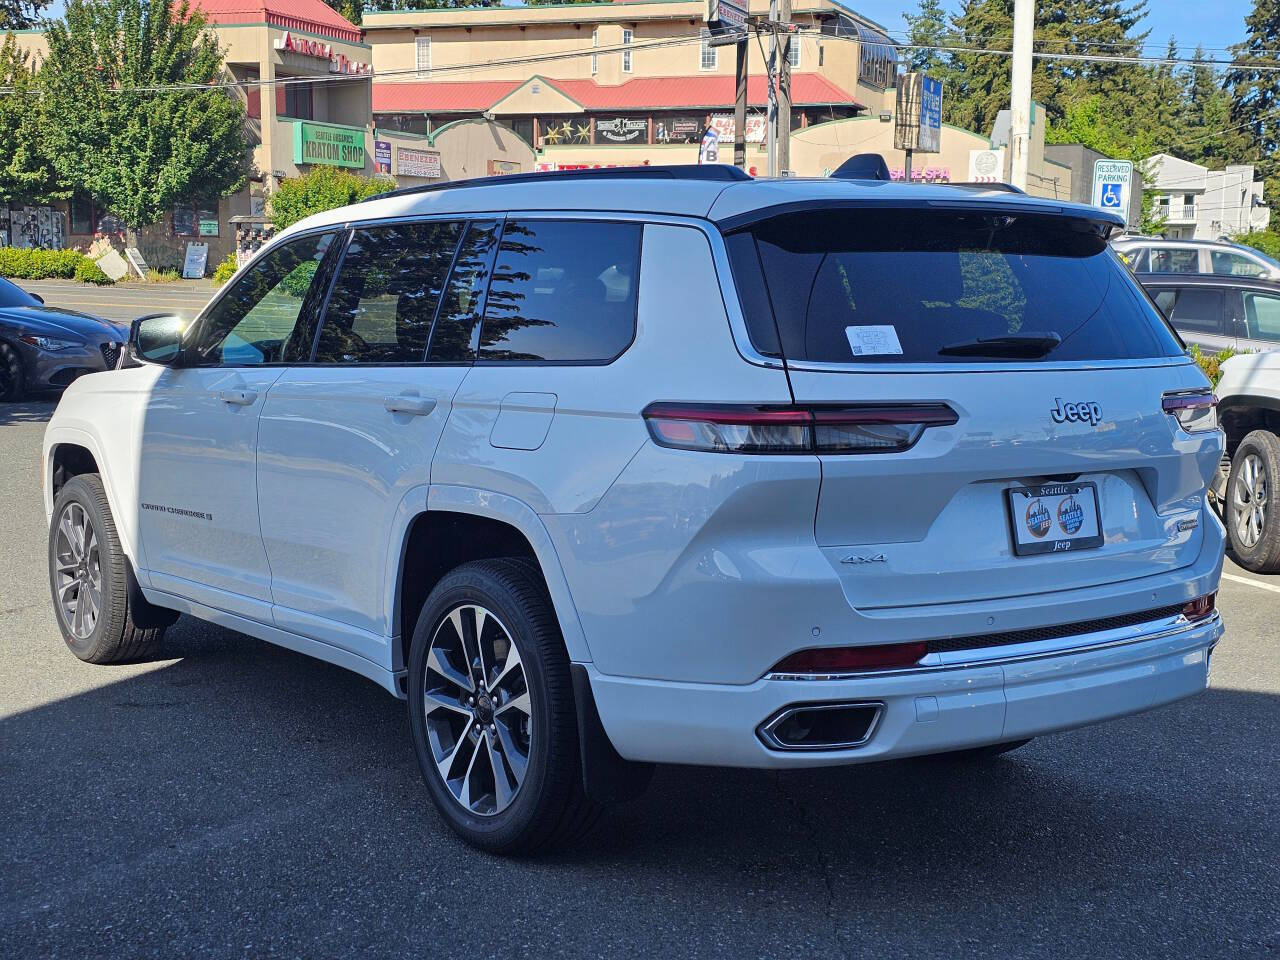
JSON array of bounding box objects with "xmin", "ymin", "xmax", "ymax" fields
[{"xmin": 1006, "ymin": 482, "xmax": 1103, "ymax": 556}]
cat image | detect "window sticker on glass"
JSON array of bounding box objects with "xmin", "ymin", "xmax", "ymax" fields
[{"xmin": 845, "ymin": 325, "xmax": 903, "ymax": 357}]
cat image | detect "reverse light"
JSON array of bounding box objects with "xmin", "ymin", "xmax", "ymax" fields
[
  {"xmin": 642, "ymin": 403, "xmax": 957, "ymax": 455},
  {"xmin": 770, "ymin": 642, "xmax": 929, "ymax": 675},
  {"xmin": 1162, "ymin": 390, "xmax": 1217, "ymax": 433},
  {"xmin": 1182, "ymin": 593, "xmax": 1215, "ymax": 622}
]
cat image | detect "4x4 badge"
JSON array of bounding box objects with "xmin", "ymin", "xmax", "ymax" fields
[
  {"xmin": 1050, "ymin": 398, "xmax": 1102, "ymax": 426},
  {"xmin": 841, "ymin": 553, "xmax": 887, "ymax": 565}
]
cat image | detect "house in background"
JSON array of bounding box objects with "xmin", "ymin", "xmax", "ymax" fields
[{"xmin": 1144, "ymin": 154, "xmax": 1270, "ymax": 239}]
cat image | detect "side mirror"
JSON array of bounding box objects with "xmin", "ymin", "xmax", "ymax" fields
[{"xmin": 130, "ymin": 313, "xmax": 186, "ymax": 366}]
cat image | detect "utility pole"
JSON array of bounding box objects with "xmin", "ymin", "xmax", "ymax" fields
[
  {"xmin": 734, "ymin": 41, "xmax": 747, "ymax": 169},
  {"xmin": 766, "ymin": 0, "xmax": 778, "ymax": 177},
  {"xmin": 776, "ymin": 0, "xmax": 791, "ymax": 176},
  {"xmin": 1009, "ymin": 0, "xmax": 1033, "ymax": 191}
]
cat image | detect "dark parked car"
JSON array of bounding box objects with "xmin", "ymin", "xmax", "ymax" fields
[
  {"xmin": 0, "ymin": 277, "xmax": 127, "ymax": 401},
  {"xmin": 1140, "ymin": 273, "xmax": 1280, "ymax": 355}
]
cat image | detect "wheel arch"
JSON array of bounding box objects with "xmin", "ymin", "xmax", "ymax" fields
[
  {"xmin": 43, "ymin": 426, "xmax": 144, "ymax": 574},
  {"xmin": 1218, "ymin": 395, "xmax": 1280, "ymax": 458},
  {"xmin": 387, "ymin": 485, "xmax": 593, "ymax": 677}
]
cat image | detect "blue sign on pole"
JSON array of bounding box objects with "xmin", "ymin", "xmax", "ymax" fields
[
  {"xmin": 1099, "ymin": 182, "xmax": 1123, "ymax": 208},
  {"xmin": 918, "ymin": 75, "xmax": 942, "ymax": 153}
]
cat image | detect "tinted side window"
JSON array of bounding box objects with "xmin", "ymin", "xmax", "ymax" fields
[
  {"xmin": 427, "ymin": 220, "xmax": 501, "ymax": 363},
  {"xmin": 191, "ymin": 232, "xmax": 334, "ymax": 366},
  {"xmin": 315, "ymin": 221, "xmax": 462, "ymax": 364},
  {"xmin": 1123, "ymin": 247, "xmax": 1147, "ymax": 271},
  {"xmin": 480, "ymin": 219, "xmax": 641, "ymax": 363},
  {"xmin": 1211, "ymin": 250, "xmax": 1269, "ymax": 278},
  {"xmin": 1243, "ymin": 292, "xmax": 1280, "ymax": 342},
  {"xmin": 1164, "ymin": 288, "xmax": 1225, "ymax": 334},
  {"xmin": 1149, "ymin": 248, "xmax": 1198, "ymax": 274}
]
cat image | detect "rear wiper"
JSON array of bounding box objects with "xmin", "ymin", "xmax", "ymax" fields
[{"xmin": 937, "ymin": 332, "xmax": 1062, "ymax": 359}]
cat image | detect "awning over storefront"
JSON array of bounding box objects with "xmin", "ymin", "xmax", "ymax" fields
[{"xmin": 372, "ymin": 73, "xmax": 862, "ymax": 115}]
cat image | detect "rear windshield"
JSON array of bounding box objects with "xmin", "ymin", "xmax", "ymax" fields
[{"xmin": 726, "ymin": 208, "xmax": 1184, "ymax": 363}]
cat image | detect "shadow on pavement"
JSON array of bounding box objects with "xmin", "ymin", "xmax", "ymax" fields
[
  {"xmin": 1, "ymin": 618, "xmax": 1276, "ymax": 957},
  {"xmin": 0, "ymin": 399, "xmax": 55, "ymax": 427}
]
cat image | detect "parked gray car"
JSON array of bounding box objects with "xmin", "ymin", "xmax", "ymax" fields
[
  {"xmin": 1113, "ymin": 236, "xmax": 1280, "ymax": 281},
  {"xmin": 1142, "ymin": 274, "xmax": 1280, "ymax": 355},
  {"xmin": 0, "ymin": 277, "xmax": 127, "ymax": 401}
]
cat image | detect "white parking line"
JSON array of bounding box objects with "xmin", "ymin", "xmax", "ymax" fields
[{"xmin": 1221, "ymin": 572, "xmax": 1280, "ymax": 595}]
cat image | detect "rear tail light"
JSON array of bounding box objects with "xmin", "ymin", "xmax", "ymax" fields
[
  {"xmin": 643, "ymin": 403, "xmax": 957, "ymax": 455},
  {"xmin": 1182, "ymin": 593, "xmax": 1215, "ymax": 622},
  {"xmin": 770, "ymin": 642, "xmax": 928, "ymax": 675},
  {"xmin": 1162, "ymin": 390, "xmax": 1217, "ymax": 433}
]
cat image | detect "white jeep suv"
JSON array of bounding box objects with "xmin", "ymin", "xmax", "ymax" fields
[{"xmin": 43, "ymin": 167, "xmax": 1226, "ymax": 852}]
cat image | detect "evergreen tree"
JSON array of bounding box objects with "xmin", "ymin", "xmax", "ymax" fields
[
  {"xmin": 1225, "ymin": 0, "xmax": 1280, "ymax": 219},
  {"xmin": 0, "ymin": 0, "xmax": 51, "ymax": 29},
  {"xmin": 1180, "ymin": 47, "xmax": 1247, "ymax": 169},
  {"xmin": 903, "ymin": 0, "xmax": 951, "ymax": 76},
  {"xmin": 40, "ymin": 0, "xmax": 251, "ymax": 232},
  {"xmin": 0, "ymin": 34, "xmax": 68, "ymax": 205}
]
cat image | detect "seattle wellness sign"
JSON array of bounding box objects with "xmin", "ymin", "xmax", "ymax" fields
[{"xmin": 293, "ymin": 121, "xmax": 366, "ymax": 169}]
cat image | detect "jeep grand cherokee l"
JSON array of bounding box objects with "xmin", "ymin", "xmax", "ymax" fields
[{"xmin": 43, "ymin": 167, "xmax": 1225, "ymax": 853}]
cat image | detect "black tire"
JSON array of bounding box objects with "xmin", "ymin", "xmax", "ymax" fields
[
  {"xmin": 407, "ymin": 558, "xmax": 601, "ymax": 854},
  {"xmin": 1225, "ymin": 429, "xmax": 1280, "ymax": 574},
  {"xmin": 923, "ymin": 739, "xmax": 1033, "ymax": 761},
  {"xmin": 0, "ymin": 341, "xmax": 24, "ymax": 402},
  {"xmin": 48, "ymin": 474, "xmax": 175, "ymax": 663}
]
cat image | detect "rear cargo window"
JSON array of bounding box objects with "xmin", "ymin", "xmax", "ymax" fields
[{"xmin": 727, "ymin": 208, "xmax": 1184, "ymax": 363}]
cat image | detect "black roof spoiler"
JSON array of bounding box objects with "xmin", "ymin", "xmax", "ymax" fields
[
  {"xmin": 830, "ymin": 153, "xmax": 892, "ymax": 181},
  {"xmin": 364, "ymin": 164, "xmax": 752, "ymax": 202}
]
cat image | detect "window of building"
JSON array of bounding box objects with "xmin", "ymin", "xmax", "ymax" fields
[
  {"xmin": 191, "ymin": 232, "xmax": 336, "ymax": 366},
  {"xmin": 818, "ymin": 44, "xmax": 824, "ymax": 66},
  {"xmin": 427, "ymin": 220, "xmax": 502, "ymax": 363},
  {"xmin": 173, "ymin": 201, "xmax": 219, "ymax": 237},
  {"xmin": 416, "ymin": 35, "xmax": 431, "ymax": 77},
  {"xmin": 283, "ymin": 80, "xmax": 313, "ymax": 120},
  {"xmin": 480, "ymin": 220, "xmax": 642, "ymax": 363},
  {"xmin": 70, "ymin": 196, "xmax": 96, "ymax": 235},
  {"xmin": 700, "ymin": 29, "xmax": 717, "ymax": 70},
  {"xmin": 315, "ymin": 221, "xmax": 462, "ymax": 364},
  {"xmin": 622, "ymin": 29, "xmax": 633, "ymax": 73},
  {"xmin": 591, "ymin": 29, "xmax": 598, "ymax": 75},
  {"xmin": 787, "ymin": 37, "xmax": 800, "ymax": 68}
]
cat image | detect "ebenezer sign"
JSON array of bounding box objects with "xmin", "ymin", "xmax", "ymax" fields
[{"xmin": 293, "ymin": 121, "xmax": 366, "ymax": 169}]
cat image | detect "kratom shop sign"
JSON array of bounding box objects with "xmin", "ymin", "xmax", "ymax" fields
[{"xmin": 293, "ymin": 121, "xmax": 366, "ymax": 169}]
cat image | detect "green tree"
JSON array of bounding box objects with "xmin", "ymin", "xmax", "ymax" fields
[
  {"xmin": 0, "ymin": 34, "xmax": 68, "ymax": 205},
  {"xmin": 40, "ymin": 0, "xmax": 250, "ymax": 232},
  {"xmin": 903, "ymin": 0, "xmax": 952, "ymax": 76},
  {"xmin": 0, "ymin": 0, "xmax": 51, "ymax": 29},
  {"xmin": 268, "ymin": 166, "xmax": 394, "ymax": 231},
  {"xmin": 1179, "ymin": 47, "xmax": 1248, "ymax": 169},
  {"xmin": 1225, "ymin": 0, "xmax": 1280, "ymax": 221},
  {"xmin": 322, "ymin": 0, "xmax": 362, "ymax": 25}
]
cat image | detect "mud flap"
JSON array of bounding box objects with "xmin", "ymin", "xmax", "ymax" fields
[{"xmin": 570, "ymin": 664, "xmax": 654, "ymax": 804}]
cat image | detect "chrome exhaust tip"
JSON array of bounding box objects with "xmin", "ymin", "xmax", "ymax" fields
[{"xmin": 757, "ymin": 701, "xmax": 883, "ymax": 751}]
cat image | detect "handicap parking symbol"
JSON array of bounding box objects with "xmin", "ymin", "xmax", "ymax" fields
[{"xmin": 1100, "ymin": 182, "xmax": 1123, "ymax": 207}]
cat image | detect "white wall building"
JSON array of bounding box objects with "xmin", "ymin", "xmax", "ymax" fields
[{"xmin": 1145, "ymin": 153, "xmax": 1270, "ymax": 239}]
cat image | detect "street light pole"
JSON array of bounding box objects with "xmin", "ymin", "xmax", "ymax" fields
[{"xmin": 1009, "ymin": 0, "xmax": 1033, "ymax": 191}]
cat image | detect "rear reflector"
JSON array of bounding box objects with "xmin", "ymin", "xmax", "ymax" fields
[
  {"xmin": 643, "ymin": 403, "xmax": 957, "ymax": 454},
  {"xmin": 770, "ymin": 642, "xmax": 929, "ymax": 675},
  {"xmin": 1162, "ymin": 390, "xmax": 1217, "ymax": 433},
  {"xmin": 1182, "ymin": 593, "xmax": 1215, "ymax": 622}
]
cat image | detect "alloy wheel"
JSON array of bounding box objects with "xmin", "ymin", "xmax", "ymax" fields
[
  {"xmin": 422, "ymin": 603, "xmax": 532, "ymax": 817},
  {"xmin": 1233, "ymin": 453, "xmax": 1269, "ymax": 549},
  {"xmin": 53, "ymin": 502, "xmax": 102, "ymax": 639}
]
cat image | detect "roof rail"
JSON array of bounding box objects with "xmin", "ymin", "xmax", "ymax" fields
[
  {"xmin": 948, "ymin": 181, "xmax": 1026, "ymax": 193},
  {"xmin": 364, "ymin": 164, "xmax": 752, "ymax": 202}
]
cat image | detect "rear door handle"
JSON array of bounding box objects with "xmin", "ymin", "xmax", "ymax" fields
[
  {"xmin": 384, "ymin": 395, "xmax": 436, "ymax": 416},
  {"xmin": 218, "ymin": 389, "xmax": 257, "ymax": 406}
]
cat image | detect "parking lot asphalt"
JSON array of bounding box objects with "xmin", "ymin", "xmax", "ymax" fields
[{"xmin": 1, "ymin": 398, "xmax": 1277, "ymax": 960}]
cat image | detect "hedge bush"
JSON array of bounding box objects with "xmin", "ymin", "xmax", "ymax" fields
[
  {"xmin": 73, "ymin": 258, "xmax": 114, "ymax": 285},
  {"xmin": 1188, "ymin": 344, "xmax": 1234, "ymax": 386},
  {"xmin": 0, "ymin": 246, "xmax": 117, "ymax": 285},
  {"xmin": 211, "ymin": 252, "xmax": 238, "ymax": 286}
]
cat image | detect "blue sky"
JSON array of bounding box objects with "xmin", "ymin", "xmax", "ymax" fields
[{"xmin": 850, "ymin": 0, "xmax": 1256, "ymax": 59}]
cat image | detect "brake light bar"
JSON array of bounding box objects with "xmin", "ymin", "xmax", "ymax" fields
[
  {"xmin": 1162, "ymin": 390, "xmax": 1217, "ymax": 433},
  {"xmin": 642, "ymin": 402, "xmax": 957, "ymax": 455}
]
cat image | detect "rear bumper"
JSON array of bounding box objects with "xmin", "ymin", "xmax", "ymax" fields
[{"xmin": 588, "ymin": 611, "xmax": 1222, "ymax": 768}]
